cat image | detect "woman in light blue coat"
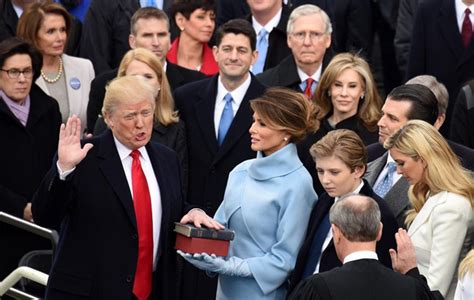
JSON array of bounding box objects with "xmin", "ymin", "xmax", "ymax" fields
[{"xmin": 180, "ymin": 88, "xmax": 319, "ymax": 299}]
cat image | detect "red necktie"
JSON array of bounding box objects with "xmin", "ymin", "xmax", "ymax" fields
[
  {"xmin": 462, "ymin": 8, "xmax": 472, "ymax": 48},
  {"xmin": 130, "ymin": 150, "xmax": 153, "ymax": 300},
  {"xmin": 304, "ymin": 78, "xmax": 315, "ymax": 99}
]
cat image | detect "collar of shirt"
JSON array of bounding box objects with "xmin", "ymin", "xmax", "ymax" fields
[
  {"xmin": 11, "ymin": 2, "xmax": 23, "ymax": 18},
  {"xmin": 334, "ymin": 180, "xmax": 364, "ymax": 204},
  {"xmin": 214, "ymin": 74, "xmax": 252, "ymax": 136},
  {"xmin": 162, "ymin": 61, "xmax": 167, "ymax": 72},
  {"xmin": 252, "ymin": 7, "xmax": 283, "ymax": 36},
  {"xmin": 114, "ymin": 136, "xmax": 150, "ymax": 164},
  {"xmin": 455, "ymin": 0, "xmax": 474, "ymax": 32},
  {"xmin": 343, "ymin": 251, "xmax": 378, "ymax": 264},
  {"xmin": 386, "ymin": 151, "xmax": 402, "ymax": 182},
  {"xmin": 297, "ymin": 64, "xmax": 322, "ymax": 83}
]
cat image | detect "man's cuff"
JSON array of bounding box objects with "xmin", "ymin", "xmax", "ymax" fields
[{"xmin": 56, "ymin": 161, "xmax": 75, "ymax": 180}]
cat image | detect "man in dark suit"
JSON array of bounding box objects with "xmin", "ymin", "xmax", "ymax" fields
[
  {"xmin": 174, "ymin": 19, "xmax": 266, "ymax": 300},
  {"xmin": 245, "ymin": 0, "xmax": 292, "ymax": 74},
  {"xmin": 365, "ymin": 84, "xmax": 474, "ymax": 227},
  {"xmin": 79, "ymin": 0, "xmax": 173, "ymax": 74},
  {"xmin": 216, "ymin": 0, "xmax": 250, "ymax": 26},
  {"xmin": 288, "ymin": 195, "xmax": 440, "ymax": 300},
  {"xmin": 32, "ymin": 76, "xmax": 218, "ymax": 300},
  {"xmin": 86, "ymin": 7, "xmax": 206, "ymax": 132},
  {"xmin": 257, "ymin": 4, "xmax": 332, "ymax": 97},
  {"xmin": 407, "ymin": 0, "xmax": 474, "ymax": 136}
]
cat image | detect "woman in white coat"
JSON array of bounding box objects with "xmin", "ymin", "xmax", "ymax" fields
[
  {"xmin": 179, "ymin": 88, "xmax": 319, "ymax": 299},
  {"xmin": 385, "ymin": 120, "xmax": 474, "ymax": 299},
  {"xmin": 17, "ymin": 2, "xmax": 94, "ymax": 129}
]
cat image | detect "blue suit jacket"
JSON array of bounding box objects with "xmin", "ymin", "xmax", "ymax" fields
[{"xmin": 32, "ymin": 130, "xmax": 187, "ymax": 300}]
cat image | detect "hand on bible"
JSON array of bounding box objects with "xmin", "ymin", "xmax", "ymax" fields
[
  {"xmin": 177, "ymin": 251, "xmax": 251, "ymax": 277},
  {"xmin": 57, "ymin": 115, "xmax": 93, "ymax": 171}
]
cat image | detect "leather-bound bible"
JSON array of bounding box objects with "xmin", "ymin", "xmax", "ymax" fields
[{"xmin": 174, "ymin": 223, "xmax": 235, "ymax": 256}]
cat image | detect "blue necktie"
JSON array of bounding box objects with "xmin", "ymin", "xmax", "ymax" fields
[
  {"xmin": 217, "ymin": 93, "xmax": 234, "ymax": 145},
  {"xmin": 302, "ymin": 202, "xmax": 332, "ymax": 278},
  {"xmin": 253, "ymin": 29, "xmax": 268, "ymax": 74},
  {"xmin": 374, "ymin": 162, "xmax": 397, "ymax": 198}
]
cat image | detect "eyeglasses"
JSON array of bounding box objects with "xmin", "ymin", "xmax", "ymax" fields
[
  {"xmin": 290, "ymin": 31, "xmax": 327, "ymax": 42},
  {"xmin": 0, "ymin": 68, "xmax": 34, "ymax": 79}
]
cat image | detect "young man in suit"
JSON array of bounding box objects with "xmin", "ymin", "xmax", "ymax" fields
[
  {"xmin": 174, "ymin": 18, "xmax": 266, "ymax": 300},
  {"xmin": 365, "ymin": 84, "xmax": 474, "ymax": 227},
  {"xmin": 289, "ymin": 194, "xmax": 440, "ymax": 300},
  {"xmin": 245, "ymin": 0, "xmax": 292, "ymax": 74},
  {"xmin": 257, "ymin": 4, "xmax": 332, "ymax": 98},
  {"xmin": 32, "ymin": 76, "xmax": 218, "ymax": 300},
  {"xmin": 86, "ymin": 7, "xmax": 206, "ymax": 132}
]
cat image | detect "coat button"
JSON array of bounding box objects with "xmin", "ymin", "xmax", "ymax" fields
[
  {"xmin": 132, "ymin": 234, "xmax": 138, "ymax": 239},
  {"xmin": 126, "ymin": 276, "xmax": 132, "ymax": 283}
]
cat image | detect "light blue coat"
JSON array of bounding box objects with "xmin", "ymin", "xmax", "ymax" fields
[{"xmin": 214, "ymin": 143, "xmax": 318, "ymax": 300}]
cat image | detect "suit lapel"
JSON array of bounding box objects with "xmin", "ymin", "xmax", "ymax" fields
[
  {"xmin": 438, "ymin": 0, "xmax": 463, "ymax": 60},
  {"xmin": 384, "ymin": 177, "xmax": 410, "ymax": 220},
  {"xmin": 62, "ymin": 55, "xmax": 81, "ymax": 117},
  {"xmin": 408, "ymin": 192, "xmax": 444, "ymax": 236},
  {"xmin": 165, "ymin": 62, "xmax": 184, "ymax": 90},
  {"xmin": 194, "ymin": 77, "xmax": 219, "ymax": 154},
  {"xmin": 365, "ymin": 153, "xmax": 387, "ymax": 185},
  {"xmin": 98, "ymin": 131, "xmax": 137, "ymax": 229},
  {"xmin": 213, "ymin": 76, "xmax": 264, "ymax": 163}
]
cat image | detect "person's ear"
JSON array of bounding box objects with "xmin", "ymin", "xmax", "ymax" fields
[
  {"xmin": 376, "ymin": 222, "xmax": 383, "ymax": 242},
  {"xmin": 175, "ymin": 12, "xmax": 186, "ymax": 31}
]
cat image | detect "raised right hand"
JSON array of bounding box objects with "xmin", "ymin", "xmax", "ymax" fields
[{"xmin": 57, "ymin": 115, "xmax": 93, "ymax": 171}]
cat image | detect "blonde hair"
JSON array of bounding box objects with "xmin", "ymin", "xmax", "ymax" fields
[
  {"xmin": 459, "ymin": 249, "xmax": 474, "ymax": 280},
  {"xmin": 250, "ymin": 87, "xmax": 319, "ymax": 143},
  {"xmin": 310, "ymin": 129, "xmax": 367, "ymax": 173},
  {"xmin": 313, "ymin": 52, "xmax": 381, "ymax": 132},
  {"xmin": 102, "ymin": 76, "xmax": 157, "ymax": 117},
  {"xmin": 384, "ymin": 120, "xmax": 474, "ymax": 226},
  {"xmin": 118, "ymin": 48, "xmax": 178, "ymax": 126}
]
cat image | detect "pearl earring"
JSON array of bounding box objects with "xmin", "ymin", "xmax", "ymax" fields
[{"xmin": 284, "ymin": 137, "xmax": 289, "ymax": 142}]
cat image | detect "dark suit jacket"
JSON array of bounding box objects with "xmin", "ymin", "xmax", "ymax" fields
[
  {"xmin": 257, "ymin": 53, "xmax": 333, "ymax": 93},
  {"xmin": 288, "ymin": 180, "xmax": 398, "ymax": 294},
  {"xmin": 0, "ymin": 0, "xmax": 16, "ymax": 43},
  {"xmin": 216, "ymin": 0, "xmax": 250, "ymax": 26},
  {"xmin": 365, "ymin": 141, "xmax": 474, "ymax": 227},
  {"xmin": 0, "ymin": 84, "xmax": 62, "ymax": 279},
  {"xmin": 32, "ymin": 130, "xmax": 187, "ymax": 299},
  {"xmin": 288, "ymin": 259, "xmax": 439, "ymax": 300},
  {"xmin": 174, "ymin": 74, "xmax": 266, "ymax": 300},
  {"xmin": 86, "ymin": 62, "xmax": 206, "ymax": 131},
  {"xmin": 297, "ymin": 114, "xmax": 378, "ymax": 196},
  {"xmin": 450, "ymin": 80, "xmax": 474, "ymax": 149},
  {"xmin": 407, "ymin": 0, "xmax": 474, "ymax": 135},
  {"xmin": 246, "ymin": 5, "xmax": 292, "ymax": 72}
]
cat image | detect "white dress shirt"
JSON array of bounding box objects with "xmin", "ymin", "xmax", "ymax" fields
[
  {"xmin": 343, "ymin": 251, "xmax": 379, "ymax": 264},
  {"xmin": 213, "ymin": 74, "xmax": 252, "ymax": 137},
  {"xmin": 455, "ymin": 0, "xmax": 474, "ymax": 32}
]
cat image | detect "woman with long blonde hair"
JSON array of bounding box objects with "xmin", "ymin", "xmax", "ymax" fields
[{"xmin": 385, "ymin": 120, "xmax": 474, "ymax": 298}]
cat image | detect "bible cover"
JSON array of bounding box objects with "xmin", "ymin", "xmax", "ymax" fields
[
  {"xmin": 174, "ymin": 222, "xmax": 235, "ymax": 240},
  {"xmin": 175, "ymin": 235, "xmax": 230, "ymax": 256}
]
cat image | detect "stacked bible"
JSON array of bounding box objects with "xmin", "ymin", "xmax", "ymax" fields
[{"xmin": 174, "ymin": 223, "xmax": 235, "ymax": 256}]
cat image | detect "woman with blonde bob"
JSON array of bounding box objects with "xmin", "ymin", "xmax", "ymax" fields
[
  {"xmin": 311, "ymin": 52, "xmax": 381, "ymax": 144},
  {"xmin": 94, "ymin": 48, "xmax": 188, "ymax": 189},
  {"xmin": 385, "ymin": 120, "xmax": 474, "ymax": 298}
]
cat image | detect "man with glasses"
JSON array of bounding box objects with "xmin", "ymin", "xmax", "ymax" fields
[
  {"xmin": 257, "ymin": 4, "xmax": 333, "ymax": 99},
  {"xmin": 0, "ymin": 37, "xmax": 62, "ymax": 279}
]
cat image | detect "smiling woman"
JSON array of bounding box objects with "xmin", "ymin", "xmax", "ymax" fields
[{"xmin": 17, "ymin": 2, "xmax": 94, "ymax": 130}]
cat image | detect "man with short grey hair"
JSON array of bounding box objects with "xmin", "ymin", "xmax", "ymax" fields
[
  {"xmin": 289, "ymin": 194, "xmax": 441, "ymax": 300},
  {"xmin": 257, "ymin": 4, "xmax": 332, "ymax": 99}
]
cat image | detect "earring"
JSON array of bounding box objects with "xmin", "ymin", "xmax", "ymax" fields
[
  {"xmin": 284, "ymin": 137, "xmax": 289, "ymax": 142},
  {"xmin": 361, "ymin": 94, "xmax": 365, "ymax": 100},
  {"xmin": 327, "ymin": 91, "xmax": 331, "ymax": 97}
]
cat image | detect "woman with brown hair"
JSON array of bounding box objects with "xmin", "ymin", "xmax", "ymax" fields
[
  {"xmin": 168, "ymin": 0, "xmax": 218, "ymax": 76},
  {"xmin": 17, "ymin": 1, "xmax": 94, "ymax": 129}
]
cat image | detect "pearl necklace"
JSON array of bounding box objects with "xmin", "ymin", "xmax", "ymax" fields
[{"xmin": 41, "ymin": 57, "xmax": 63, "ymax": 83}]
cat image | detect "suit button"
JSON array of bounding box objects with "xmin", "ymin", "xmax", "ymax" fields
[
  {"xmin": 132, "ymin": 234, "xmax": 138, "ymax": 239},
  {"xmin": 126, "ymin": 276, "xmax": 132, "ymax": 283}
]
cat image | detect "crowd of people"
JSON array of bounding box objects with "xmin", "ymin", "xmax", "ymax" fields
[{"xmin": 0, "ymin": 0, "xmax": 473, "ymax": 300}]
